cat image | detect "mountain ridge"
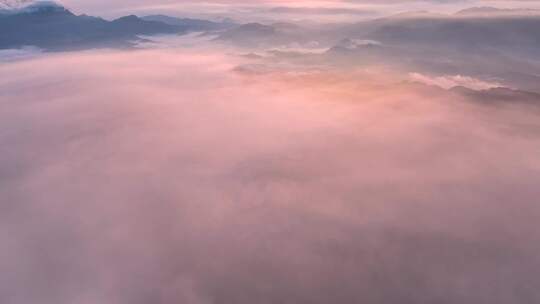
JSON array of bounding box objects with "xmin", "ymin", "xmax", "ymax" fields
[{"xmin": 0, "ymin": 5, "xmax": 232, "ymax": 50}]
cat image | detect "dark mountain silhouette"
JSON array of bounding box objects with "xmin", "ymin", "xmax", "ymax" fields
[
  {"xmin": 220, "ymin": 23, "xmax": 276, "ymax": 38},
  {"xmin": 450, "ymin": 86, "xmax": 540, "ymax": 106},
  {"xmin": 0, "ymin": 2, "xmax": 186, "ymax": 50},
  {"xmin": 215, "ymin": 22, "xmax": 310, "ymax": 47},
  {"xmin": 456, "ymin": 7, "xmax": 540, "ymax": 16},
  {"xmin": 141, "ymin": 15, "xmax": 235, "ymax": 31},
  {"xmin": 215, "ymin": 23, "xmax": 277, "ymax": 46},
  {"xmin": 213, "ymin": 7, "xmax": 540, "ymax": 60},
  {"xmin": 339, "ymin": 12, "xmax": 540, "ymax": 57}
]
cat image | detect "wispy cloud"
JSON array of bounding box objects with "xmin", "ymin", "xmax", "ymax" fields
[{"xmin": 409, "ymin": 73, "xmax": 504, "ymax": 90}]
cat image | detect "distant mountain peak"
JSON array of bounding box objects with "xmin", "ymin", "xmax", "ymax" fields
[
  {"xmin": 113, "ymin": 15, "xmax": 140, "ymax": 22},
  {"xmin": 388, "ymin": 10, "xmax": 445, "ymax": 19},
  {"xmin": 456, "ymin": 6, "xmax": 540, "ymax": 16},
  {"xmin": 238, "ymin": 23, "xmax": 274, "ymax": 31},
  {"xmin": 141, "ymin": 14, "xmax": 236, "ymax": 31},
  {"xmin": 457, "ymin": 7, "xmax": 501, "ymax": 14}
]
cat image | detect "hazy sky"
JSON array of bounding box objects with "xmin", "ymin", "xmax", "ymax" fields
[{"xmin": 55, "ymin": 0, "xmax": 540, "ymax": 18}]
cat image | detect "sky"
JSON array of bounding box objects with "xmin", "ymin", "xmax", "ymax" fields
[{"xmin": 55, "ymin": 0, "xmax": 540, "ymax": 19}]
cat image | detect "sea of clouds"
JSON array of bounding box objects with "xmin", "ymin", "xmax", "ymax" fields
[{"xmin": 1, "ymin": 48, "xmax": 540, "ymax": 304}]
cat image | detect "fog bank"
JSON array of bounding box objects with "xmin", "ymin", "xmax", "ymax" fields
[{"xmin": 1, "ymin": 49, "xmax": 540, "ymax": 304}]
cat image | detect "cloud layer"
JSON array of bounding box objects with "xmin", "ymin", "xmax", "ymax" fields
[{"xmin": 1, "ymin": 49, "xmax": 540, "ymax": 304}]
